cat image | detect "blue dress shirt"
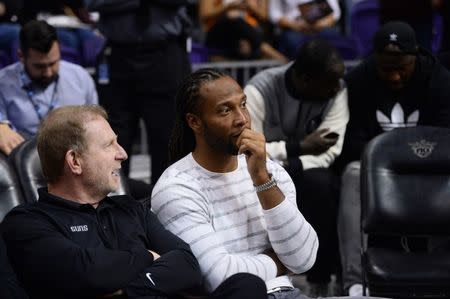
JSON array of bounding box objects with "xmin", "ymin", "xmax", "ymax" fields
[{"xmin": 0, "ymin": 60, "xmax": 98, "ymax": 136}]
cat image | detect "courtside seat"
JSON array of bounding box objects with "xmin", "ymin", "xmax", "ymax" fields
[
  {"xmin": 361, "ymin": 126, "xmax": 450, "ymax": 298},
  {"xmin": 0, "ymin": 152, "xmax": 24, "ymax": 222},
  {"xmin": 9, "ymin": 138, "xmax": 129, "ymax": 203}
]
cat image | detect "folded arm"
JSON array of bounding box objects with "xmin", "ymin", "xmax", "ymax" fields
[
  {"xmin": 152, "ymin": 181, "xmax": 279, "ymax": 292},
  {"xmin": 2, "ymin": 211, "xmax": 154, "ymax": 296},
  {"xmin": 138, "ymin": 210, "xmax": 202, "ymax": 295}
]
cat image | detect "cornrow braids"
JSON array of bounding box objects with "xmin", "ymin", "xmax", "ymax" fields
[{"xmin": 168, "ymin": 68, "xmax": 227, "ymax": 165}]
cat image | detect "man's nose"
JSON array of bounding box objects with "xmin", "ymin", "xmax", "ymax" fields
[
  {"xmin": 42, "ymin": 66, "xmax": 53, "ymax": 77},
  {"xmin": 116, "ymin": 144, "xmax": 128, "ymax": 161},
  {"xmin": 235, "ymin": 108, "xmax": 248, "ymax": 126}
]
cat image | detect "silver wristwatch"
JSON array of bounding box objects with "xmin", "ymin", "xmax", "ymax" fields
[{"xmin": 254, "ymin": 174, "xmax": 277, "ymax": 193}]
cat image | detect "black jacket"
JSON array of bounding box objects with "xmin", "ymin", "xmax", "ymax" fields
[
  {"xmin": 339, "ymin": 51, "xmax": 450, "ymax": 166},
  {"xmin": 1, "ymin": 189, "xmax": 201, "ymax": 299}
]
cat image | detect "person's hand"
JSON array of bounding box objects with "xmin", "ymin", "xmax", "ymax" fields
[
  {"xmin": 0, "ymin": 124, "xmax": 25, "ymax": 155},
  {"xmin": 292, "ymin": 19, "xmax": 315, "ymax": 33},
  {"xmin": 310, "ymin": 21, "xmax": 325, "ymax": 32},
  {"xmin": 236, "ymin": 128, "xmax": 269, "ymax": 185},
  {"xmin": 310, "ymin": 14, "xmax": 336, "ymax": 32},
  {"xmin": 300, "ymin": 128, "xmax": 338, "ymax": 156},
  {"xmin": 148, "ymin": 250, "xmax": 160, "ymax": 260}
]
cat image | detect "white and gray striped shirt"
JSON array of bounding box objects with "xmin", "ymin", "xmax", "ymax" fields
[{"xmin": 152, "ymin": 154, "xmax": 318, "ymax": 292}]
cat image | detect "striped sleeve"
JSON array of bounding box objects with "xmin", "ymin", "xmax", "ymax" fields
[
  {"xmin": 152, "ymin": 179, "xmax": 278, "ymax": 292},
  {"xmin": 264, "ymin": 161, "xmax": 319, "ymax": 273}
]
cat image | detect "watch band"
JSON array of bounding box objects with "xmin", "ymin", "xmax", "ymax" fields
[{"xmin": 254, "ymin": 174, "xmax": 277, "ymax": 193}]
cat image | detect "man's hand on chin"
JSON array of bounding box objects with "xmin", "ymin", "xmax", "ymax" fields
[
  {"xmin": 237, "ymin": 128, "xmax": 286, "ymax": 210},
  {"xmin": 236, "ymin": 128, "xmax": 269, "ymax": 185}
]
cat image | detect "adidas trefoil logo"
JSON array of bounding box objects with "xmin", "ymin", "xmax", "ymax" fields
[{"xmin": 376, "ymin": 103, "xmax": 419, "ymax": 131}]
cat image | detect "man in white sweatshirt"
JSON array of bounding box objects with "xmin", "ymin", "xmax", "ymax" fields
[
  {"xmin": 152, "ymin": 68, "xmax": 319, "ymax": 298},
  {"xmin": 152, "ymin": 68, "xmax": 386, "ymax": 299}
]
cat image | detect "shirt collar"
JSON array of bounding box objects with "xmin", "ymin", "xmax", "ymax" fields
[{"xmin": 38, "ymin": 187, "xmax": 113, "ymax": 211}]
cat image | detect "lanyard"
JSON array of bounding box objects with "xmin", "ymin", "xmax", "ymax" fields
[{"xmin": 20, "ymin": 71, "xmax": 58, "ymax": 121}]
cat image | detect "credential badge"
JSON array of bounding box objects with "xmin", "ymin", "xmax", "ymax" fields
[{"xmin": 409, "ymin": 140, "xmax": 436, "ymax": 158}]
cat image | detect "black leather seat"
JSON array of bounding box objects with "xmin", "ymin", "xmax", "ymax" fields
[
  {"xmin": 8, "ymin": 138, "xmax": 45, "ymax": 203},
  {"xmin": 9, "ymin": 138, "xmax": 130, "ymax": 202},
  {"xmin": 0, "ymin": 150, "xmax": 27, "ymax": 297},
  {"xmin": 361, "ymin": 126, "xmax": 450, "ymax": 298},
  {"xmin": 0, "ymin": 152, "xmax": 24, "ymax": 222}
]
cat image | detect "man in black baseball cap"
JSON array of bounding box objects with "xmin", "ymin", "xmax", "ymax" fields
[
  {"xmin": 372, "ymin": 21, "xmax": 419, "ymax": 90},
  {"xmin": 336, "ymin": 20, "xmax": 450, "ymax": 296},
  {"xmin": 374, "ymin": 21, "xmax": 419, "ymax": 55}
]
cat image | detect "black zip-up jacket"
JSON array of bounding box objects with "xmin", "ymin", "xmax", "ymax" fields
[
  {"xmin": 338, "ymin": 50, "xmax": 450, "ymax": 167},
  {"xmin": 1, "ymin": 188, "xmax": 201, "ymax": 299}
]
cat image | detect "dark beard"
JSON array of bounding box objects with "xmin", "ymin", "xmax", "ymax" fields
[
  {"xmin": 203, "ymin": 127, "xmax": 239, "ymax": 156},
  {"xmin": 34, "ymin": 75, "xmax": 58, "ymax": 88},
  {"xmin": 25, "ymin": 66, "xmax": 58, "ymax": 88}
]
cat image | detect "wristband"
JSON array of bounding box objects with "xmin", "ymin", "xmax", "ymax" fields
[{"xmin": 254, "ymin": 174, "xmax": 277, "ymax": 193}]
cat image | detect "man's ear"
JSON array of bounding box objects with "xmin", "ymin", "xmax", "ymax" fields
[
  {"xmin": 186, "ymin": 113, "xmax": 202, "ymax": 134},
  {"xmin": 65, "ymin": 149, "xmax": 82, "ymax": 175}
]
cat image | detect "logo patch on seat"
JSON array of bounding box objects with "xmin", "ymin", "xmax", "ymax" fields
[{"xmin": 409, "ymin": 140, "xmax": 436, "ymax": 158}]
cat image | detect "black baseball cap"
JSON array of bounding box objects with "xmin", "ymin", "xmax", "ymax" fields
[{"xmin": 373, "ymin": 21, "xmax": 418, "ymax": 55}]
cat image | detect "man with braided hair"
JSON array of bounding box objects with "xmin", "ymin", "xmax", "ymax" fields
[{"xmin": 153, "ymin": 69, "xmax": 385, "ymax": 299}]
